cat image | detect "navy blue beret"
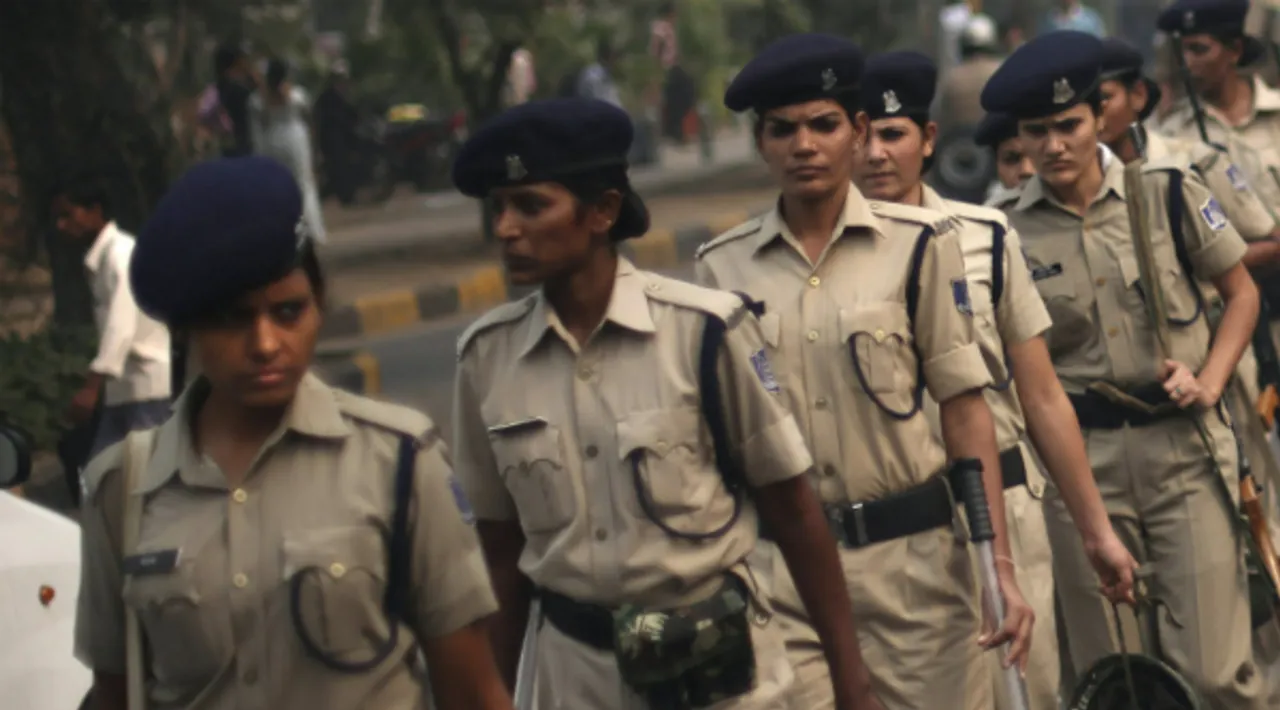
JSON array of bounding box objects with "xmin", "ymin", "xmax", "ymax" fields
[
  {"xmin": 1157, "ymin": 0, "xmax": 1248, "ymax": 35},
  {"xmin": 724, "ymin": 33, "xmax": 864, "ymax": 113},
  {"xmin": 451, "ymin": 97, "xmax": 649, "ymax": 240},
  {"xmin": 974, "ymin": 112, "xmax": 1019, "ymax": 149},
  {"xmin": 861, "ymin": 51, "xmax": 938, "ymax": 121},
  {"xmin": 980, "ymin": 31, "xmax": 1103, "ymax": 120},
  {"xmin": 131, "ymin": 156, "xmax": 307, "ymax": 325},
  {"xmin": 1156, "ymin": 0, "xmax": 1261, "ymax": 65},
  {"xmin": 1098, "ymin": 37, "xmax": 1163, "ymax": 121}
]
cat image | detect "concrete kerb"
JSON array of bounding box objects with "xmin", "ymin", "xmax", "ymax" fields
[{"xmin": 316, "ymin": 209, "xmax": 756, "ymax": 395}]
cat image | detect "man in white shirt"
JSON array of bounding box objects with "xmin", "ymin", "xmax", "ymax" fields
[{"xmin": 53, "ymin": 178, "xmax": 172, "ymax": 461}]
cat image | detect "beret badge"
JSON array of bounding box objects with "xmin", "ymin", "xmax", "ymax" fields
[
  {"xmin": 883, "ymin": 90, "xmax": 902, "ymax": 114},
  {"xmin": 1052, "ymin": 77, "xmax": 1075, "ymax": 105},
  {"xmin": 506, "ymin": 154, "xmax": 527, "ymax": 181}
]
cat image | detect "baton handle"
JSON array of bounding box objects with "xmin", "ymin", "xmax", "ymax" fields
[
  {"xmin": 513, "ymin": 598, "xmax": 541, "ymax": 710},
  {"xmin": 951, "ymin": 458, "xmax": 995, "ymax": 543}
]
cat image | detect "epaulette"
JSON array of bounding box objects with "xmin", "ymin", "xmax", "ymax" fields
[
  {"xmin": 641, "ymin": 271, "xmax": 746, "ymax": 324},
  {"xmin": 984, "ymin": 184, "xmax": 1022, "ymax": 210},
  {"xmin": 331, "ymin": 388, "xmax": 436, "ymax": 442},
  {"xmin": 942, "ymin": 198, "xmax": 1011, "ymax": 228},
  {"xmin": 82, "ymin": 441, "xmax": 126, "ymax": 501},
  {"xmin": 456, "ymin": 295, "xmax": 536, "ymax": 360},
  {"xmin": 868, "ymin": 200, "xmax": 961, "ymax": 238},
  {"xmin": 695, "ymin": 216, "xmax": 764, "ymax": 260}
]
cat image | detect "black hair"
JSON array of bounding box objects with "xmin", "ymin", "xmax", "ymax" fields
[
  {"xmin": 266, "ymin": 58, "xmax": 290, "ymax": 92},
  {"xmin": 53, "ymin": 173, "xmax": 111, "ymax": 216},
  {"xmin": 214, "ymin": 41, "xmax": 244, "ymax": 76},
  {"xmin": 751, "ymin": 93, "xmax": 862, "ymax": 137},
  {"xmin": 1085, "ymin": 88, "xmax": 1104, "ymax": 116},
  {"xmin": 559, "ymin": 165, "xmax": 632, "ymax": 239},
  {"xmin": 179, "ymin": 240, "xmax": 327, "ymax": 330},
  {"xmin": 658, "ymin": 1, "xmax": 675, "ymax": 16}
]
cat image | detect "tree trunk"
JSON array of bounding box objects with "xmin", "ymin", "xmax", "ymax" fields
[{"xmin": 0, "ymin": 0, "xmax": 177, "ymax": 329}]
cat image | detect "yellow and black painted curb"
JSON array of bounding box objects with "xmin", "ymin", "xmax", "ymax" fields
[{"xmin": 317, "ymin": 210, "xmax": 755, "ymax": 395}]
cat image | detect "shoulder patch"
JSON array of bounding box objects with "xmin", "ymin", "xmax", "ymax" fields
[
  {"xmin": 82, "ymin": 441, "xmax": 126, "ymax": 502},
  {"xmin": 1226, "ymin": 163, "xmax": 1251, "ymax": 191},
  {"xmin": 869, "ymin": 200, "xmax": 960, "ymax": 236},
  {"xmin": 951, "ymin": 278, "xmax": 974, "ymax": 315},
  {"xmin": 695, "ymin": 216, "xmax": 764, "ymax": 260},
  {"xmin": 332, "ymin": 389, "xmax": 435, "ymax": 440},
  {"xmin": 448, "ymin": 474, "xmax": 476, "ymax": 525},
  {"xmin": 456, "ymin": 296, "xmax": 536, "ymax": 360},
  {"xmin": 941, "ymin": 198, "xmax": 1010, "ymax": 229},
  {"xmin": 642, "ymin": 272, "xmax": 746, "ymax": 322},
  {"xmin": 1200, "ymin": 197, "xmax": 1229, "ymax": 231},
  {"xmin": 749, "ymin": 349, "xmax": 781, "ymax": 393}
]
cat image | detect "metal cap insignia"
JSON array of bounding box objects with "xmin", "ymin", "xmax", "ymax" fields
[
  {"xmin": 883, "ymin": 90, "xmax": 902, "ymax": 114},
  {"xmin": 506, "ymin": 154, "xmax": 527, "ymax": 181},
  {"xmin": 821, "ymin": 68, "xmax": 837, "ymax": 92},
  {"xmin": 1052, "ymin": 77, "xmax": 1074, "ymax": 105},
  {"xmin": 1183, "ymin": 10, "xmax": 1195, "ymax": 30}
]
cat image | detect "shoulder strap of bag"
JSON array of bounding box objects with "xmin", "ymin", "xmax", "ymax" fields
[
  {"xmin": 990, "ymin": 221, "xmax": 1007, "ymax": 309},
  {"xmin": 121, "ymin": 429, "xmax": 156, "ymax": 710},
  {"xmin": 904, "ymin": 226, "xmax": 935, "ymax": 407}
]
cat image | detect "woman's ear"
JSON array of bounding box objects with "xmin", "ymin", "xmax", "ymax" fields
[
  {"xmin": 590, "ymin": 190, "xmax": 624, "ymax": 235},
  {"xmin": 923, "ymin": 121, "xmax": 940, "ymax": 158}
]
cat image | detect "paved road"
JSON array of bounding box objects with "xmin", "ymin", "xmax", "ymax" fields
[
  {"xmin": 359, "ymin": 263, "xmax": 698, "ymax": 444},
  {"xmin": 325, "ymin": 188, "xmax": 773, "ymax": 308}
]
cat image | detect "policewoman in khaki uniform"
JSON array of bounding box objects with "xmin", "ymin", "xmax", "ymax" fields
[
  {"xmin": 982, "ymin": 31, "xmax": 1266, "ymax": 708},
  {"xmin": 854, "ymin": 50, "xmax": 1139, "ymax": 710},
  {"xmin": 974, "ymin": 111, "xmax": 1036, "ymax": 205},
  {"xmin": 695, "ymin": 33, "xmax": 1034, "ymax": 710},
  {"xmin": 449, "ymin": 98, "xmax": 880, "ymax": 710},
  {"xmin": 74, "ymin": 157, "xmax": 511, "ymax": 710}
]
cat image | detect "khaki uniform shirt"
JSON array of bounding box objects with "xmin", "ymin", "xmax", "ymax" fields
[
  {"xmin": 1005, "ymin": 150, "xmax": 1249, "ymax": 394},
  {"xmin": 452, "ymin": 258, "xmax": 812, "ymax": 610},
  {"xmin": 1157, "ymin": 76, "xmax": 1280, "ymax": 215},
  {"xmin": 937, "ymin": 56, "xmax": 1003, "ymax": 129},
  {"xmin": 694, "ymin": 185, "xmax": 993, "ymax": 505},
  {"xmin": 74, "ymin": 374, "xmax": 496, "ymax": 710},
  {"xmin": 985, "ymin": 184, "xmax": 1022, "ymax": 210},
  {"xmin": 1146, "ymin": 129, "xmax": 1278, "ymax": 241},
  {"xmin": 920, "ymin": 185, "xmax": 1054, "ymax": 454}
]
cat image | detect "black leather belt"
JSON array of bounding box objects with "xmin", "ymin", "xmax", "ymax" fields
[
  {"xmin": 538, "ymin": 587, "xmax": 615, "ymax": 652},
  {"xmin": 825, "ymin": 475, "xmax": 955, "ymax": 549},
  {"xmin": 1000, "ymin": 446, "xmax": 1027, "ymax": 490},
  {"xmin": 1068, "ymin": 383, "xmax": 1178, "ymax": 430}
]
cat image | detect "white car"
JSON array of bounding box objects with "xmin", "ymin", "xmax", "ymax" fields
[{"xmin": 0, "ymin": 425, "xmax": 92, "ymax": 709}]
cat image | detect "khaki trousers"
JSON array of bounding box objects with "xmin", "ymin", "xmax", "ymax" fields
[
  {"xmin": 1044, "ymin": 415, "xmax": 1264, "ymax": 709},
  {"xmin": 757, "ymin": 526, "xmax": 991, "ymax": 710},
  {"xmin": 987, "ymin": 445, "xmax": 1060, "ymax": 710}
]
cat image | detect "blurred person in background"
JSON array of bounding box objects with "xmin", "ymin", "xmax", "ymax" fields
[
  {"xmin": 937, "ymin": 14, "xmax": 1005, "ymax": 133},
  {"xmin": 503, "ymin": 46, "xmax": 536, "ymax": 107},
  {"xmin": 251, "ymin": 58, "xmax": 326, "ymax": 244},
  {"xmin": 212, "ymin": 41, "xmax": 258, "ymax": 158},
  {"xmin": 52, "ymin": 175, "xmax": 171, "ymax": 465},
  {"xmin": 1038, "ymin": 0, "xmax": 1107, "ymax": 37},
  {"xmin": 314, "ymin": 60, "xmax": 360, "ymax": 207},
  {"xmin": 577, "ymin": 39, "xmax": 623, "ymax": 109}
]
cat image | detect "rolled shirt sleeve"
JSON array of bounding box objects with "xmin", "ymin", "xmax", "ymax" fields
[
  {"xmin": 715, "ymin": 309, "xmax": 814, "ymax": 489},
  {"xmin": 407, "ymin": 430, "xmax": 501, "ymax": 640},
  {"xmin": 1176, "ymin": 174, "xmax": 1250, "ymax": 281},
  {"xmin": 917, "ymin": 229, "xmax": 994, "ymax": 402}
]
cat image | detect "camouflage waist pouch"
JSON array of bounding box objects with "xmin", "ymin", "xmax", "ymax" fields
[{"xmin": 612, "ymin": 575, "xmax": 757, "ymax": 709}]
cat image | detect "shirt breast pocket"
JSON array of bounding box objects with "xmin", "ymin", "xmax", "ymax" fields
[
  {"xmin": 840, "ymin": 303, "xmax": 918, "ymax": 417},
  {"xmin": 122, "ymin": 560, "xmax": 215, "ymax": 686},
  {"xmin": 617, "ymin": 407, "xmax": 734, "ymax": 536},
  {"xmin": 758, "ymin": 311, "xmax": 787, "ymax": 380},
  {"xmin": 488, "ymin": 418, "xmax": 577, "ymax": 536},
  {"xmin": 1031, "ymin": 261, "xmax": 1089, "ymax": 355},
  {"xmin": 282, "ymin": 526, "xmax": 392, "ymax": 658}
]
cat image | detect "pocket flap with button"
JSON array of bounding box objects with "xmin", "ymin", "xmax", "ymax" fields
[
  {"xmin": 283, "ymin": 526, "xmax": 391, "ymax": 654},
  {"xmin": 486, "ymin": 418, "xmax": 575, "ymax": 535},
  {"xmin": 122, "ymin": 560, "xmax": 210, "ymax": 684},
  {"xmin": 618, "ymin": 408, "xmax": 731, "ymax": 527},
  {"xmin": 839, "ymin": 303, "xmax": 912, "ymax": 395},
  {"xmin": 1031, "ymin": 261, "xmax": 1076, "ymax": 300}
]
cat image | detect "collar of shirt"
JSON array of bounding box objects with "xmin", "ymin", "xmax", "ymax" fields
[
  {"xmin": 518, "ymin": 256, "xmax": 656, "ymax": 359},
  {"xmin": 1015, "ymin": 145, "xmax": 1123, "ymax": 212},
  {"xmin": 134, "ymin": 372, "xmax": 352, "ymax": 494},
  {"xmin": 1253, "ymin": 75, "xmax": 1280, "ymax": 115},
  {"xmin": 752, "ymin": 182, "xmax": 882, "ymax": 255},
  {"xmin": 920, "ymin": 183, "xmax": 951, "ymax": 212},
  {"xmin": 83, "ymin": 221, "xmax": 123, "ymax": 273}
]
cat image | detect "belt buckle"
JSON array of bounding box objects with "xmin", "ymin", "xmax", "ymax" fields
[{"xmin": 844, "ymin": 502, "xmax": 870, "ymax": 548}]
